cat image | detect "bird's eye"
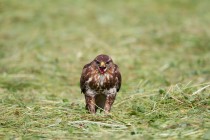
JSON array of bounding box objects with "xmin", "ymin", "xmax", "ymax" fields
[
  {"xmin": 106, "ymin": 61, "xmax": 111, "ymax": 65},
  {"xmin": 95, "ymin": 61, "xmax": 100, "ymax": 65}
]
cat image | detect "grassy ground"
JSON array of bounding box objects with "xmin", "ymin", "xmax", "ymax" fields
[{"xmin": 0, "ymin": 0, "xmax": 210, "ymax": 139}]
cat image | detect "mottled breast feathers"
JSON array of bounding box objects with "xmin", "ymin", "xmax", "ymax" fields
[{"xmin": 80, "ymin": 60, "xmax": 121, "ymax": 94}]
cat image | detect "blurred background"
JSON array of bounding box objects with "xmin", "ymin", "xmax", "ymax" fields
[
  {"xmin": 1, "ymin": 0, "xmax": 209, "ymax": 95},
  {"xmin": 0, "ymin": 0, "xmax": 210, "ymax": 139}
]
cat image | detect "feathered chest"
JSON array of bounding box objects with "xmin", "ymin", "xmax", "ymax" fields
[{"xmin": 86, "ymin": 72, "xmax": 115, "ymax": 91}]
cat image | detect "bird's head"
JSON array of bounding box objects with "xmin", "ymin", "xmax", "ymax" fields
[{"xmin": 94, "ymin": 54, "xmax": 113, "ymax": 74}]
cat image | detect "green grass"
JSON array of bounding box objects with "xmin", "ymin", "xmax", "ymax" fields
[{"xmin": 0, "ymin": 0, "xmax": 210, "ymax": 139}]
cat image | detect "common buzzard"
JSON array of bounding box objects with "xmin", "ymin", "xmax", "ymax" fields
[{"xmin": 80, "ymin": 54, "xmax": 121, "ymax": 114}]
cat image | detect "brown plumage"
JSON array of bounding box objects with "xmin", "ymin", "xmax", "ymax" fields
[{"xmin": 80, "ymin": 54, "xmax": 121, "ymax": 114}]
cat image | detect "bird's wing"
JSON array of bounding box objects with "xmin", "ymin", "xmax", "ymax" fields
[
  {"xmin": 114, "ymin": 64, "xmax": 121, "ymax": 92},
  {"xmin": 80, "ymin": 62, "xmax": 91, "ymax": 93}
]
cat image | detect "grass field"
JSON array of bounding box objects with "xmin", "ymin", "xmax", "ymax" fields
[{"xmin": 0, "ymin": 0, "xmax": 210, "ymax": 139}]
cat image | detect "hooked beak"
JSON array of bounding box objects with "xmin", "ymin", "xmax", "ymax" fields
[
  {"xmin": 100, "ymin": 62, "xmax": 105, "ymax": 67},
  {"xmin": 99, "ymin": 61, "xmax": 106, "ymax": 74}
]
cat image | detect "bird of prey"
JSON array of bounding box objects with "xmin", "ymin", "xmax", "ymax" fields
[{"xmin": 80, "ymin": 54, "xmax": 121, "ymax": 114}]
